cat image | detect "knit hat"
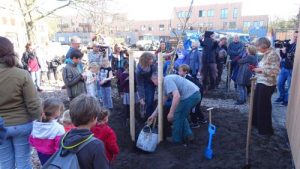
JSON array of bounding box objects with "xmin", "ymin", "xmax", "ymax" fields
[
  {"xmin": 204, "ymin": 31, "xmax": 214, "ymax": 38},
  {"xmin": 0, "ymin": 117, "xmax": 7, "ymax": 144}
]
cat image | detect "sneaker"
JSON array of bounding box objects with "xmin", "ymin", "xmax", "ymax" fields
[
  {"xmin": 190, "ymin": 123, "xmax": 200, "ymax": 129},
  {"xmin": 198, "ymin": 119, "xmax": 208, "ymax": 124},
  {"xmin": 274, "ymin": 98, "xmax": 283, "ymax": 103}
]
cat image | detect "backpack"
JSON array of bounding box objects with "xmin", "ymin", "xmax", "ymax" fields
[{"xmin": 42, "ymin": 135, "xmax": 96, "ymax": 169}]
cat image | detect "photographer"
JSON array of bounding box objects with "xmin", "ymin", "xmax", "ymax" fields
[{"xmin": 275, "ymin": 31, "xmax": 298, "ymax": 106}]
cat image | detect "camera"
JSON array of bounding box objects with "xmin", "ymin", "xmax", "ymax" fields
[{"xmin": 274, "ymin": 39, "xmax": 290, "ymax": 49}]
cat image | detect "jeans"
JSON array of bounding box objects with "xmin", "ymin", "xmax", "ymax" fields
[
  {"xmin": 30, "ymin": 70, "xmax": 41, "ymax": 89},
  {"xmin": 277, "ymin": 67, "xmax": 292, "ymax": 103},
  {"xmin": 37, "ymin": 152, "xmax": 52, "ymax": 165},
  {"xmin": 0, "ymin": 122, "xmax": 33, "ymax": 169},
  {"xmin": 173, "ymin": 92, "xmax": 201, "ymax": 143},
  {"xmin": 237, "ymin": 84, "xmax": 247, "ymax": 102},
  {"xmin": 144, "ymin": 82, "xmax": 155, "ymax": 119},
  {"xmin": 100, "ymin": 86, "xmax": 113, "ymax": 109},
  {"xmin": 216, "ymin": 63, "xmax": 224, "ymax": 86}
]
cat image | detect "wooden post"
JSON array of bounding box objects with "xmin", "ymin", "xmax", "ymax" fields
[
  {"xmin": 286, "ymin": 27, "xmax": 300, "ymax": 169},
  {"xmin": 129, "ymin": 51, "xmax": 135, "ymax": 142},
  {"xmin": 207, "ymin": 107, "xmax": 214, "ymax": 124},
  {"xmin": 227, "ymin": 60, "xmax": 232, "ymax": 92},
  {"xmin": 158, "ymin": 53, "xmax": 164, "ymax": 142},
  {"xmin": 245, "ymin": 77, "xmax": 256, "ymax": 166}
]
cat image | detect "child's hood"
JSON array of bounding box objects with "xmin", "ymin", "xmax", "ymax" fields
[
  {"xmin": 61, "ymin": 128, "xmax": 94, "ymax": 150},
  {"xmin": 31, "ymin": 120, "xmax": 65, "ymax": 139}
]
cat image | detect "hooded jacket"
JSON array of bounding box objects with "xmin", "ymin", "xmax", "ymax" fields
[
  {"xmin": 61, "ymin": 128, "xmax": 109, "ymax": 169},
  {"xmin": 29, "ymin": 120, "xmax": 65, "ymax": 155}
]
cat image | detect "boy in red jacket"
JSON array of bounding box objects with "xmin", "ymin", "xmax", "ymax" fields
[{"xmin": 91, "ymin": 109, "xmax": 119, "ymax": 162}]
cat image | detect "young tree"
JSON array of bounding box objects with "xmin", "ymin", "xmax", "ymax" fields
[{"xmin": 16, "ymin": 0, "xmax": 72, "ymax": 42}]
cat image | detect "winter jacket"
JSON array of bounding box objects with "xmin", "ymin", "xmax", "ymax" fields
[
  {"xmin": 228, "ymin": 42, "xmax": 244, "ymax": 60},
  {"xmin": 62, "ymin": 62, "xmax": 87, "ymax": 99},
  {"xmin": 61, "ymin": 128, "xmax": 109, "ymax": 169},
  {"xmin": 187, "ymin": 48, "xmax": 202, "ymax": 76},
  {"xmin": 280, "ymin": 42, "xmax": 296, "ymax": 69},
  {"xmin": 29, "ymin": 120, "xmax": 65, "ymax": 155},
  {"xmin": 91, "ymin": 123, "xmax": 119, "ymax": 161},
  {"xmin": 216, "ymin": 45, "xmax": 228, "ymax": 64},
  {"xmin": 111, "ymin": 52, "xmax": 128, "ymax": 71},
  {"xmin": 236, "ymin": 55, "xmax": 258, "ymax": 85},
  {"xmin": 0, "ymin": 63, "xmax": 42, "ymax": 126},
  {"xmin": 174, "ymin": 49, "xmax": 189, "ymax": 69},
  {"xmin": 256, "ymin": 48, "xmax": 280, "ymax": 86},
  {"xmin": 200, "ymin": 38, "xmax": 218, "ymax": 64},
  {"xmin": 136, "ymin": 64, "xmax": 157, "ymax": 100},
  {"xmin": 21, "ymin": 50, "xmax": 41, "ymax": 71}
]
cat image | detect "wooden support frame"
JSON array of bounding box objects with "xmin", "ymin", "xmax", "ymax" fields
[
  {"xmin": 286, "ymin": 27, "xmax": 300, "ymax": 168},
  {"xmin": 157, "ymin": 53, "xmax": 164, "ymax": 142},
  {"xmin": 129, "ymin": 51, "xmax": 135, "ymax": 141},
  {"xmin": 226, "ymin": 60, "xmax": 232, "ymax": 92}
]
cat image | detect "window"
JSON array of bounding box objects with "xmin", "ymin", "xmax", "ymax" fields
[
  {"xmin": 253, "ymin": 21, "xmax": 260, "ymax": 27},
  {"xmin": 199, "ymin": 10, "xmax": 206, "ymax": 17},
  {"xmin": 141, "ymin": 25, "xmax": 146, "ymax": 31},
  {"xmin": 243, "ymin": 21, "xmax": 251, "ymax": 28},
  {"xmin": 259, "ymin": 21, "xmax": 264, "ymax": 27},
  {"xmin": 148, "ymin": 25, "xmax": 153, "ymax": 31},
  {"xmin": 159, "ymin": 24, "xmax": 165, "ymax": 31},
  {"xmin": 233, "ymin": 8, "xmax": 238, "ymax": 18},
  {"xmin": 177, "ymin": 11, "xmax": 190, "ymax": 18},
  {"xmin": 223, "ymin": 22, "xmax": 227, "ymax": 29},
  {"xmin": 229, "ymin": 22, "xmax": 236, "ymax": 29},
  {"xmin": 221, "ymin": 9, "xmax": 228, "ymax": 19},
  {"xmin": 207, "ymin": 10, "xmax": 214, "ymax": 17}
]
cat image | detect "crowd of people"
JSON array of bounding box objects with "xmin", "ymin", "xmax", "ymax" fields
[{"xmin": 0, "ymin": 29, "xmax": 298, "ymax": 168}]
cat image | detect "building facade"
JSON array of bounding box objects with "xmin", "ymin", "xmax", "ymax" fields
[{"xmin": 130, "ymin": 2, "xmax": 269, "ymax": 40}]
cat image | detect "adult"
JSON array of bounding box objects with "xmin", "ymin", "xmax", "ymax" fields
[
  {"xmin": 65, "ymin": 36, "xmax": 83, "ymax": 73},
  {"xmin": 35, "ymin": 44, "xmax": 48, "ymax": 83},
  {"xmin": 62, "ymin": 49, "xmax": 87, "ymax": 101},
  {"xmin": 21, "ymin": 42, "xmax": 43, "ymax": 91},
  {"xmin": 200, "ymin": 31, "xmax": 218, "ymax": 90},
  {"xmin": 174, "ymin": 42, "xmax": 188, "ymax": 70},
  {"xmin": 275, "ymin": 31, "xmax": 298, "ymax": 106},
  {"xmin": 186, "ymin": 41, "xmax": 202, "ymax": 78},
  {"xmin": 155, "ymin": 41, "xmax": 174, "ymax": 62},
  {"xmin": 216, "ymin": 37, "xmax": 228, "ymax": 87},
  {"xmin": 88, "ymin": 42, "xmax": 104, "ymax": 65},
  {"xmin": 148, "ymin": 74, "xmax": 201, "ymax": 143},
  {"xmin": 0, "ymin": 37, "xmax": 42, "ymax": 168},
  {"xmin": 136, "ymin": 52, "xmax": 157, "ymax": 119},
  {"xmin": 252, "ymin": 37, "xmax": 280, "ymax": 135},
  {"xmin": 228, "ymin": 35, "xmax": 244, "ymax": 78},
  {"xmin": 111, "ymin": 44, "xmax": 129, "ymax": 94}
]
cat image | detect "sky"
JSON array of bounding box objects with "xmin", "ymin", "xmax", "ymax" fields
[
  {"xmin": 112, "ymin": 0, "xmax": 299, "ymax": 21},
  {"xmin": 48, "ymin": 0, "xmax": 299, "ymax": 21}
]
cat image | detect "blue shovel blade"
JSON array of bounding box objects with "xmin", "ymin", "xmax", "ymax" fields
[
  {"xmin": 205, "ymin": 123, "xmax": 216, "ymax": 159},
  {"xmin": 205, "ymin": 148, "xmax": 213, "ymax": 159}
]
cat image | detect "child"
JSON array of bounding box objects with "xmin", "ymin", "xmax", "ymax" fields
[
  {"xmin": 61, "ymin": 94, "xmax": 109, "ymax": 168},
  {"xmin": 85, "ymin": 62, "xmax": 99, "ymax": 97},
  {"xmin": 178, "ymin": 64, "xmax": 207, "ymax": 128},
  {"xmin": 29, "ymin": 98, "xmax": 65, "ymax": 165},
  {"xmin": 91, "ymin": 109, "xmax": 119, "ymax": 162},
  {"xmin": 235, "ymin": 45, "xmax": 258, "ymax": 105},
  {"xmin": 119, "ymin": 63, "xmax": 140, "ymax": 121},
  {"xmin": 60, "ymin": 110, "xmax": 75, "ymax": 132},
  {"xmin": 99, "ymin": 59, "xmax": 114, "ymax": 109}
]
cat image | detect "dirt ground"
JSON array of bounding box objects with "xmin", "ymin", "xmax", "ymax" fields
[
  {"xmin": 38, "ymin": 79, "xmax": 293, "ymax": 169},
  {"xmin": 109, "ymin": 90, "xmax": 292, "ymax": 169}
]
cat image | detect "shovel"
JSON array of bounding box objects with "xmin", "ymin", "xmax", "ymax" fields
[
  {"xmin": 205, "ymin": 107, "xmax": 216, "ymax": 160},
  {"xmin": 242, "ymin": 77, "xmax": 256, "ymax": 169}
]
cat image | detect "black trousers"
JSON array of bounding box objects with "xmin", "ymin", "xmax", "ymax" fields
[
  {"xmin": 47, "ymin": 67, "xmax": 58, "ymax": 80},
  {"xmin": 202, "ymin": 63, "xmax": 217, "ymax": 90},
  {"xmin": 252, "ymin": 83, "xmax": 276, "ymax": 135}
]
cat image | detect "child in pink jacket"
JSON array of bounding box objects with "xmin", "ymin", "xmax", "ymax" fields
[{"xmin": 29, "ymin": 98, "xmax": 65, "ymax": 165}]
